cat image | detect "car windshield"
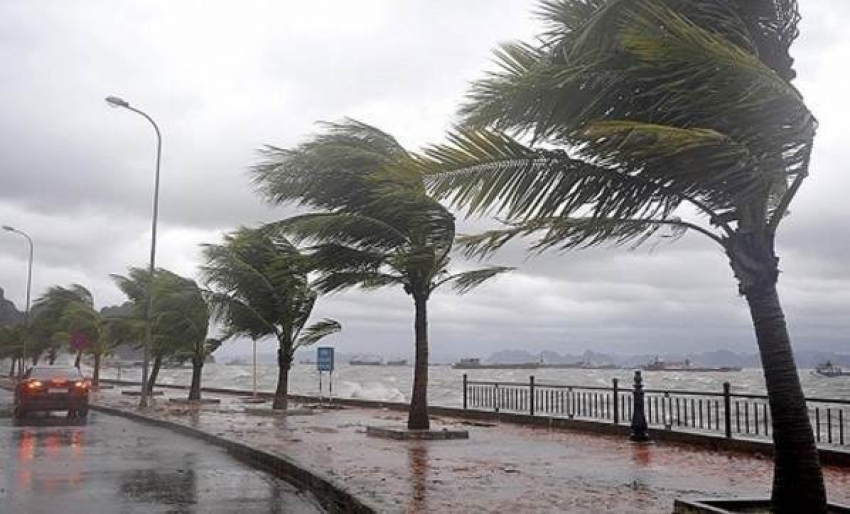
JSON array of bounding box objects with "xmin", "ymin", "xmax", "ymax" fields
[{"xmin": 28, "ymin": 367, "xmax": 83, "ymax": 381}]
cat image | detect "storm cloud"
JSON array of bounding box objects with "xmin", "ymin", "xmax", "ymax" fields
[{"xmin": 0, "ymin": 0, "xmax": 847, "ymax": 361}]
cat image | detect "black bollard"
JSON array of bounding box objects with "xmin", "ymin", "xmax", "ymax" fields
[{"xmin": 630, "ymin": 370, "xmax": 651, "ymax": 442}]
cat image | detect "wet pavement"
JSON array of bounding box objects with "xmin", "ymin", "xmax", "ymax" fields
[
  {"xmin": 87, "ymin": 387, "xmax": 850, "ymax": 513},
  {"xmin": 0, "ymin": 388, "xmax": 324, "ymax": 514}
]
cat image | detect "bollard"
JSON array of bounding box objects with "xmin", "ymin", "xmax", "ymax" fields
[
  {"xmin": 723, "ymin": 382, "xmax": 732, "ymax": 439},
  {"xmin": 613, "ymin": 378, "xmax": 620, "ymax": 425},
  {"xmin": 630, "ymin": 370, "xmax": 651, "ymax": 442},
  {"xmin": 463, "ymin": 374, "xmax": 468, "ymax": 410}
]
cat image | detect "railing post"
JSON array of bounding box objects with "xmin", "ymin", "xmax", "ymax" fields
[
  {"xmin": 723, "ymin": 382, "xmax": 732, "ymax": 439},
  {"xmin": 529, "ymin": 375, "xmax": 536, "ymax": 416},
  {"xmin": 613, "ymin": 378, "xmax": 620, "ymax": 425},
  {"xmin": 630, "ymin": 370, "xmax": 650, "ymax": 442},
  {"xmin": 463, "ymin": 374, "xmax": 468, "ymax": 410},
  {"xmin": 494, "ymin": 383, "xmax": 500, "ymax": 413}
]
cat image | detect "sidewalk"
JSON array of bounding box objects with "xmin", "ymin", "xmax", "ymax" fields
[{"xmin": 90, "ymin": 386, "xmax": 850, "ymax": 513}]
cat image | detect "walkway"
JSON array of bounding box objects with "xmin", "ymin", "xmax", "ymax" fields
[{"xmin": 90, "ymin": 386, "xmax": 850, "ymax": 513}]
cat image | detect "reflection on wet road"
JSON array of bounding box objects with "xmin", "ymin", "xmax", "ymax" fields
[{"xmin": 0, "ymin": 389, "xmax": 324, "ymax": 513}]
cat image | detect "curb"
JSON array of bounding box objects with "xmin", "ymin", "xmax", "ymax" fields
[{"xmin": 89, "ymin": 403, "xmax": 378, "ymax": 514}]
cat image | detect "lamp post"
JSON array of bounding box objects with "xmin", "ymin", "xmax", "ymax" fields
[
  {"xmin": 2, "ymin": 225, "xmax": 33, "ymax": 375},
  {"xmin": 105, "ymin": 95, "xmax": 162, "ymax": 408}
]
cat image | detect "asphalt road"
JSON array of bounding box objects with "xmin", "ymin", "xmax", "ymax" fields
[{"xmin": 0, "ymin": 389, "xmax": 325, "ymax": 514}]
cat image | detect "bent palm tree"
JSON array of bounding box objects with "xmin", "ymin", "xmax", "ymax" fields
[
  {"xmin": 201, "ymin": 227, "xmax": 340, "ymax": 410},
  {"xmin": 0, "ymin": 325, "xmax": 24, "ymax": 376},
  {"xmin": 150, "ymin": 274, "xmax": 215, "ymax": 401},
  {"xmin": 251, "ymin": 120, "xmax": 512, "ymax": 430},
  {"xmin": 30, "ymin": 285, "xmax": 94, "ymax": 365},
  {"xmin": 112, "ymin": 268, "xmax": 203, "ymax": 394},
  {"xmin": 30, "ymin": 285, "xmax": 135, "ymax": 384},
  {"xmin": 424, "ymin": 0, "xmax": 821, "ymax": 510}
]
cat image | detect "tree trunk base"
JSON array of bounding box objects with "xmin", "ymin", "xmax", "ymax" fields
[{"xmin": 366, "ymin": 425, "xmax": 469, "ymax": 440}]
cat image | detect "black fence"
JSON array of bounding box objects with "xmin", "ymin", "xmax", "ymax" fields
[{"xmin": 462, "ymin": 373, "xmax": 850, "ymax": 448}]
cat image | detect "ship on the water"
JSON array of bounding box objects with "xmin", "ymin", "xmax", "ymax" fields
[
  {"xmin": 452, "ymin": 357, "xmax": 619, "ymax": 370},
  {"xmin": 641, "ymin": 357, "xmax": 741, "ymax": 372},
  {"xmin": 452, "ymin": 358, "xmax": 539, "ymax": 370},
  {"xmin": 815, "ymin": 361, "xmax": 849, "ymax": 377},
  {"xmin": 349, "ymin": 355, "xmax": 383, "ymax": 366},
  {"xmin": 385, "ymin": 359, "xmax": 408, "ymax": 366}
]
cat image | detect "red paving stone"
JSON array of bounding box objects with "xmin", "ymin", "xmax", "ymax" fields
[{"xmin": 92, "ymin": 388, "xmax": 850, "ymax": 513}]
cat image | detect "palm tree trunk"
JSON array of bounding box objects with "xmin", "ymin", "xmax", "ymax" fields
[
  {"xmin": 189, "ymin": 357, "xmax": 203, "ymax": 400},
  {"xmin": 273, "ymin": 347, "xmax": 290, "ymax": 410},
  {"xmin": 408, "ymin": 295, "xmax": 430, "ymax": 430},
  {"xmin": 93, "ymin": 352, "xmax": 102, "ymax": 387},
  {"xmin": 147, "ymin": 355, "xmax": 162, "ymax": 395},
  {"xmin": 73, "ymin": 350, "xmax": 82, "ymax": 368},
  {"xmin": 746, "ymin": 284, "xmax": 826, "ymax": 512}
]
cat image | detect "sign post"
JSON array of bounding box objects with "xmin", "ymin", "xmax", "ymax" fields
[{"xmin": 317, "ymin": 347, "xmax": 335, "ymax": 406}]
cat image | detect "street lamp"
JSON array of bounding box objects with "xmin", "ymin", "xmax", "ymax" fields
[
  {"xmin": 2, "ymin": 225, "xmax": 33, "ymax": 375},
  {"xmin": 105, "ymin": 95, "xmax": 162, "ymax": 408}
]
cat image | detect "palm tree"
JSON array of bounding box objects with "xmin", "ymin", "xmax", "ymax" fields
[
  {"xmin": 153, "ymin": 276, "xmax": 218, "ymax": 401},
  {"xmin": 201, "ymin": 227, "xmax": 341, "ymax": 410},
  {"xmin": 57, "ymin": 299, "xmax": 137, "ymax": 386},
  {"xmin": 30, "ymin": 284, "xmax": 136, "ymax": 385},
  {"xmin": 0, "ymin": 325, "xmax": 24, "ymax": 376},
  {"xmin": 30, "ymin": 285, "xmax": 93, "ymax": 365},
  {"xmin": 424, "ymin": 1, "xmax": 821, "ymax": 510},
  {"xmin": 112, "ymin": 268, "xmax": 203, "ymax": 394},
  {"xmin": 251, "ymin": 120, "xmax": 512, "ymax": 430}
]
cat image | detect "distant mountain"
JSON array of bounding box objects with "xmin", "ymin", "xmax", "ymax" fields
[
  {"xmin": 0, "ymin": 287, "xmax": 24, "ymax": 326},
  {"xmin": 485, "ymin": 350, "xmax": 537, "ymax": 363},
  {"xmin": 483, "ymin": 348, "xmax": 850, "ymax": 369}
]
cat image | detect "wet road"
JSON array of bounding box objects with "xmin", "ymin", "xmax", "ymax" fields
[{"xmin": 0, "ymin": 389, "xmax": 324, "ymax": 514}]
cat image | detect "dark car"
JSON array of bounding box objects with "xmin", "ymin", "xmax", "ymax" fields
[{"xmin": 13, "ymin": 365, "xmax": 90, "ymax": 419}]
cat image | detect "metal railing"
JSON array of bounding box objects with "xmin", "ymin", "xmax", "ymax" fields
[{"xmin": 462, "ymin": 373, "xmax": 850, "ymax": 448}]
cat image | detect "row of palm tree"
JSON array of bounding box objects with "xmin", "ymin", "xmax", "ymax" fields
[
  {"xmin": 0, "ymin": 0, "xmax": 822, "ymax": 509},
  {"xmin": 239, "ymin": 0, "xmax": 822, "ymax": 510},
  {"xmin": 0, "ymin": 230, "xmax": 340, "ymax": 407}
]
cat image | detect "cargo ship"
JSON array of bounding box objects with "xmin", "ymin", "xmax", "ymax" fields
[
  {"xmin": 349, "ymin": 355, "xmax": 383, "ymax": 366},
  {"xmin": 452, "ymin": 358, "xmax": 619, "ymax": 370},
  {"xmin": 641, "ymin": 357, "xmax": 741, "ymax": 372},
  {"xmin": 815, "ymin": 361, "xmax": 849, "ymax": 377}
]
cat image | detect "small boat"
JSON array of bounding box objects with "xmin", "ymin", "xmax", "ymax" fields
[{"xmin": 815, "ymin": 361, "xmax": 849, "ymax": 377}]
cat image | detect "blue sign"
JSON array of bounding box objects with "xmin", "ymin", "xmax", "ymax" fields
[{"xmin": 317, "ymin": 347, "xmax": 334, "ymax": 372}]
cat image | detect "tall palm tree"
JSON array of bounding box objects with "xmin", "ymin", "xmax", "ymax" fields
[
  {"xmin": 251, "ymin": 120, "xmax": 512, "ymax": 430},
  {"xmin": 424, "ymin": 0, "xmax": 821, "ymax": 510},
  {"xmin": 201, "ymin": 227, "xmax": 341, "ymax": 410}
]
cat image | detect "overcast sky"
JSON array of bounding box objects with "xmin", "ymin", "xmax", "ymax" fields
[{"xmin": 1, "ymin": 0, "xmax": 847, "ymax": 361}]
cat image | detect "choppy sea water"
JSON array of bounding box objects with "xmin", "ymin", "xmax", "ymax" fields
[{"xmin": 96, "ymin": 363, "xmax": 850, "ymax": 406}]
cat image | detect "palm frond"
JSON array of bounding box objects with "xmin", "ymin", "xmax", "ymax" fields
[
  {"xmin": 436, "ymin": 266, "xmax": 514, "ymax": 294},
  {"xmin": 457, "ymin": 216, "xmax": 711, "ymax": 259},
  {"xmin": 295, "ymin": 319, "xmax": 342, "ymax": 348}
]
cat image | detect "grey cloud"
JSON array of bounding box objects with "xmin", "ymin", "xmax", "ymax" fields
[{"xmin": 0, "ymin": 1, "xmax": 848, "ymax": 361}]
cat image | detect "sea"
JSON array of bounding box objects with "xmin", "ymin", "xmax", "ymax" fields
[{"xmin": 96, "ymin": 363, "xmax": 850, "ymax": 406}]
